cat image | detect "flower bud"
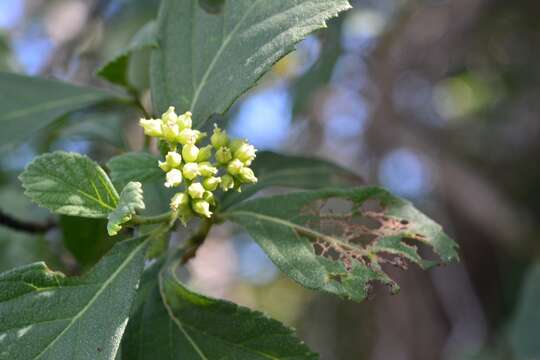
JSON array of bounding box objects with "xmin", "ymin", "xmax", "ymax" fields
[
  {"xmin": 177, "ymin": 128, "xmax": 197, "ymax": 145},
  {"xmin": 229, "ymin": 138, "xmax": 246, "ymax": 153},
  {"xmin": 158, "ymin": 160, "xmax": 170, "ymax": 172},
  {"xmin": 198, "ymin": 162, "xmax": 218, "ymax": 177},
  {"xmin": 170, "ymin": 192, "xmax": 189, "ymax": 211},
  {"xmin": 227, "ymin": 159, "xmax": 243, "ymax": 175},
  {"xmin": 211, "ymin": 126, "xmax": 229, "ymax": 148},
  {"xmin": 175, "ymin": 204, "xmax": 194, "ymax": 225},
  {"xmin": 238, "ymin": 167, "xmax": 258, "ymax": 184},
  {"xmin": 162, "ymin": 106, "xmax": 178, "ymax": 123},
  {"xmin": 176, "ymin": 111, "xmax": 192, "ymax": 130},
  {"xmin": 165, "ymin": 151, "xmax": 182, "ymax": 168},
  {"xmin": 188, "ymin": 182, "xmax": 205, "ymax": 199},
  {"xmin": 193, "ymin": 130, "xmax": 207, "ymax": 143},
  {"xmin": 221, "ymin": 174, "xmax": 235, "ymax": 192},
  {"xmin": 215, "ymin": 146, "xmax": 232, "ymax": 164},
  {"xmin": 202, "ymin": 176, "xmax": 221, "ymax": 191},
  {"xmin": 193, "ymin": 200, "xmax": 212, "ymax": 218},
  {"xmin": 140, "ymin": 119, "xmax": 162, "ymax": 137},
  {"xmin": 161, "ymin": 119, "xmax": 180, "ymax": 142},
  {"xmin": 197, "ymin": 145, "xmax": 213, "ymax": 162},
  {"xmin": 182, "ymin": 144, "xmax": 200, "ymax": 162},
  {"xmin": 203, "ymin": 190, "xmax": 216, "ymax": 206},
  {"xmin": 182, "ymin": 162, "xmax": 200, "ymax": 180},
  {"xmin": 234, "ymin": 143, "xmax": 257, "ymax": 164},
  {"xmin": 164, "ymin": 169, "xmax": 183, "ymax": 188}
]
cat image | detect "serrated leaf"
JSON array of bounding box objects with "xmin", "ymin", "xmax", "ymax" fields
[
  {"xmin": 510, "ymin": 262, "xmax": 540, "ymax": 359},
  {"xmin": 0, "ymin": 235, "xmax": 148, "ymax": 360},
  {"xmin": 221, "ymin": 150, "xmax": 362, "ymax": 208},
  {"xmin": 107, "ymin": 182, "xmax": 145, "ymax": 236},
  {"xmin": 96, "ymin": 21, "xmax": 157, "ymax": 87},
  {"xmin": 20, "ymin": 151, "xmax": 119, "ymax": 218},
  {"xmin": 0, "ymin": 72, "xmax": 117, "ymax": 151},
  {"xmin": 107, "ymin": 152, "xmax": 163, "ymax": 190},
  {"xmin": 126, "ymin": 260, "xmax": 316, "ymax": 359},
  {"xmin": 122, "ymin": 260, "xmax": 317, "ymax": 359},
  {"xmin": 151, "ymin": 0, "xmax": 352, "ymax": 127},
  {"xmin": 221, "ymin": 187, "xmax": 459, "ymax": 302}
]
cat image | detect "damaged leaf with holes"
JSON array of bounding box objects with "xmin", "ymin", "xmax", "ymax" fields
[{"xmin": 222, "ymin": 187, "xmax": 459, "ymax": 302}]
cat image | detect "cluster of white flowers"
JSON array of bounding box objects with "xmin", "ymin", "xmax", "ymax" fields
[{"xmin": 139, "ymin": 106, "xmax": 257, "ymax": 223}]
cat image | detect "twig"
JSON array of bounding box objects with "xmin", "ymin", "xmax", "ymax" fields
[
  {"xmin": 0, "ymin": 209, "xmax": 55, "ymax": 234},
  {"xmin": 181, "ymin": 218, "xmax": 213, "ymax": 264}
]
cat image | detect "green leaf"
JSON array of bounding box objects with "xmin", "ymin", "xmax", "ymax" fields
[
  {"xmin": 0, "ymin": 186, "xmax": 56, "ymax": 272},
  {"xmin": 122, "ymin": 260, "xmax": 317, "ymax": 359},
  {"xmin": 120, "ymin": 262, "xmax": 174, "ymax": 360},
  {"xmin": 123, "ymin": 259, "xmax": 317, "ymax": 359},
  {"xmin": 221, "ymin": 150, "xmax": 362, "ymax": 208},
  {"xmin": 221, "ymin": 187, "xmax": 459, "ymax": 302},
  {"xmin": 107, "ymin": 182, "xmax": 145, "ymax": 236},
  {"xmin": 107, "ymin": 152, "xmax": 163, "ymax": 190},
  {"xmin": 20, "ymin": 151, "xmax": 119, "ymax": 218},
  {"xmin": 0, "ymin": 33, "xmax": 13, "ymax": 71},
  {"xmin": 0, "ymin": 235, "xmax": 148, "ymax": 360},
  {"xmin": 0, "ymin": 72, "xmax": 117, "ymax": 151},
  {"xmin": 510, "ymin": 262, "xmax": 540, "ymax": 359},
  {"xmin": 292, "ymin": 16, "xmax": 343, "ymax": 116},
  {"xmin": 96, "ymin": 21, "xmax": 157, "ymax": 87},
  {"xmin": 151, "ymin": 0, "xmax": 352, "ymax": 127},
  {"xmin": 59, "ymin": 216, "xmax": 114, "ymax": 268}
]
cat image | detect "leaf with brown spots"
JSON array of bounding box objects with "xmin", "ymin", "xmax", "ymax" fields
[{"xmin": 221, "ymin": 187, "xmax": 459, "ymax": 302}]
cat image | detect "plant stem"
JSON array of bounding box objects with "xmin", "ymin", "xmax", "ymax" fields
[
  {"xmin": 131, "ymin": 212, "xmax": 172, "ymax": 225},
  {"xmin": 181, "ymin": 218, "xmax": 213, "ymax": 263},
  {"xmin": 0, "ymin": 209, "xmax": 56, "ymax": 234}
]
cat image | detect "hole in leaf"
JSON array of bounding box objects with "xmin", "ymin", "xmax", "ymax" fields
[
  {"xmin": 297, "ymin": 195, "xmax": 450, "ymax": 298},
  {"xmin": 329, "ymin": 273, "xmax": 343, "ymax": 284},
  {"xmin": 360, "ymin": 198, "xmax": 384, "ymax": 213}
]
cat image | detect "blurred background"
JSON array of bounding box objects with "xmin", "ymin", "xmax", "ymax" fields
[{"xmin": 1, "ymin": 0, "xmax": 539, "ymax": 359}]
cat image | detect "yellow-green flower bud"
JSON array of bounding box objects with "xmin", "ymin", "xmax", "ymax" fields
[
  {"xmin": 193, "ymin": 130, "xmax": 207, "ymax": 143},
  {"xmin": 161, "ymin": 119, "xmax": 179, "ymax": 142},
  {"xmin": 197, "ymin": 145, "xmax": 213, "ymax": 162},
  {"xmin": 238, "ymin": 167, "xmax": 258, "ymax": 184},
  {"xmin": 165, "ymin": 169, "xmax": 183, "ymax": 188},
  {"xmin": 229, "ymin": 138, "xmax": 246, "ymax": 153},
  {"xmin": 227, "ymin": 159, "xmax": 243, "ymax": 175},
  {"xmin": 176, "ymin": 111, "xmax": 192, "ymax": 130},
  {"xmin": 193, "ymin": 200, "xmax": 212, "ymax": 218},
  {"xmin": 182, "ymin": 144, "xmax": 199, "ymax": 162},
  {"xmin": 177, "ymin": 128, "xmax": 197, "ymax": 145},
  {"xmin": 221, "ymin": 174, "xmax": 235, "ymax": 192},
  {"xmin": 158, "ymin": 160, "xmax": 170, "ymax": 172},
  {"xmin": 188, "ymin": 182, "xmax": 205, "ymax": 199},
  {"xmin": 182, "ymin": 162, "xmax": 200, "ymax": 180},
  {"xmin": 234, "ymin": 143, "xmax": 257, "ymax": 164},
  {"xmin": 170, "ymin": 192, "xmax": 189, "ymax": 211},
  {"xmin": 139, "ymin": 119, "xmax": 162, "ymax": 137},
  {"xmin": 215, "ymin": 146, "xmax": 232, "ymax": 164},
  {"xmin": 165, "ymin": 151, "xmax": 182, "ymax": 168},
  {"xmin": 211, "ymin": 126, "xmax": 229, "ymax": 148},
  {"xmin": 203, "ymin": 190, "xmax": 216, "ymax": 206},
  {"xmin": 174, "ymin": 201, "xmax": 194, "ymax": 225},
  {"xmin": 202, "ymin": 176, "xmax": 221, "ymax": 191},
  {"xmin": 198, "ymin": 162, "xmax": 218, "ymax": 177},
  {"xmin": 162, "ymin": 106, "xmax": 178, "ymax": 123}
]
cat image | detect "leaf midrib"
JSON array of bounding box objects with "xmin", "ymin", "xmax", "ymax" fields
[
  {"xmin": 26, "ymin": 161, "xmax": 116, "ymax": 212},
  {"xmin": 190, "ymin": 0, "xmax": 263, "ymax": 127},
  {"xmin": 32, "ymin": 240, "xmax": 146, "ymax": 359},
  {"xmin": 222, "ymin": 210, "xmax": 369, "ymax": 256},
  {"xmin": 159, "ymin": 268, "xmax": 285, "ymax": 360}
]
